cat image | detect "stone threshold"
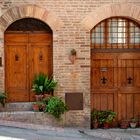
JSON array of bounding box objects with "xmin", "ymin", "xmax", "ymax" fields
[{"xmin": 0, "ymin": 102, "xmax": 33, "ymax": 112}]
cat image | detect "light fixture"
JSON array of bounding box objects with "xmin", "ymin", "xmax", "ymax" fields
[{"xmin": 69, "ymin": 49, "xmax": 77, "ymax": 64}]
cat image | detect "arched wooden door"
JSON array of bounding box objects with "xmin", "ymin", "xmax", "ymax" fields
[
  {"xmin": 5, "ymin": 18, "xmax": 53, "ymax": 102},
  {"xmin": 91, "ymin": 17, "xmax": 140, "ymax": 121}
]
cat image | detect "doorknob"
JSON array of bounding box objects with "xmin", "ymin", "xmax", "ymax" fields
[
  {"xmin": 101, "ymin": 77, "xmax": 107, "ymax": 84},
  {"xmin": 127, "ymin": 77, "xmax": 133, "ymax": 84}
]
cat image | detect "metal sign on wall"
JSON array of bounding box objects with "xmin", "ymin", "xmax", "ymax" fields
[{"xmin": 65, "ymin": 92, "xmax": 83, "ymax": 110}]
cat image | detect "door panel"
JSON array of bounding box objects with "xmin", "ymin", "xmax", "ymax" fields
[
  {"xmin": 29, "ymin": 44, "xmax": 51, "ymax": 101},
  {"xmin": 91, "ymin": 52, "xmax": 140, "ymax": 121},
  {"xmin": 118, "ymin": 53, "xmax": 140, "ymax": 120},
  {"xmin": 118, "ymin": 93, "xmax": 134, "ymax": 120},
  {"xmin": 29, "ymin": 34, "xmax": 52, "ymax": 101},
  {"xmin": 134, "ymin": 94, "xmax": 140, "ymax": 117},
  {"xmin": 5, "ymin": 33, "xmax": 52, "ymax": 102},
  {"xmin": 30, "ymin": 45, "xmax": 49, "ymax": 74},
  {"xmin": 91, "ymin": 53, "xmax": 117, "ymax": 90},
  {"xmin": 91, "ymin": 92, "xmax": 115, "ymax": 111},
  {"xmin": 91, "ymin": 53, "xmax": 117, "ymax": 112},
  {"xmin": 6, "ymin": 44, "xmax": 28, "ymax": 102}
]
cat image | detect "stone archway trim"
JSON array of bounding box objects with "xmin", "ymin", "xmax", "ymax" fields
[
  {"xmin": 81, "ymin": 3, "xmax": 140, "ymax": 30},
  {"xmin": 0, "ymin": 4, "xmax": 63, "ymax": 31}
]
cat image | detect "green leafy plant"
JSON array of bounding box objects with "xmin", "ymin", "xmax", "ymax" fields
[
  {"xmin": 32, "ymin": 73, "xmax": 57, "ymax": 95},
  {"xmin": 105, "ymin": 111, "xmax": 116, "ymax": 123},
  {"xmin": 45, "ymin": 97, "xmax": 68, "ymax": 119},
  {"xmin": 130, "ymin": 118, "xmax": 138, "ymax": 123},
  {"xmin": 98, "ymin": 110, "xmax": 116, "ymax": 124},
  {"xmin": 91, "ymin": 109, "xmax": 101, "ymax": 128},
  {"xmin": 44, "ymin": 76, "xmax": 57, "ymax": 92},
  {"xmin": 32, "ymin": 73, "xmax": 46, "ymax": 95},
  {"xmin": 91, "ymin": 109, "xmax": 100, "ymax": 122},
  {"xmin": 0, "ymin": 92, "xmax": 7, "ymax": 107}
]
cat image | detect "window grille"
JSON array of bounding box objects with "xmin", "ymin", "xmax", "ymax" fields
[{"xmin": 91, "ymin": 17, "xmax": 140, "ymax": 49}]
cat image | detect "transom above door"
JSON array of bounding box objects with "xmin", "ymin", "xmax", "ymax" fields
[{"xmin": 5, "ymin": 18, "xmax": 53, "ymax": 102}]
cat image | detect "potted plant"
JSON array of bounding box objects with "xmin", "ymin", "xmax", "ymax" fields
[
  {"xmin": 44, "ymin": 76, "xmax": 57, "ymax": 99},
  {"xmin": 45, "ymin": 96, "xmax": 68, "ymax": 119},
  {"xmin": 103, "ymin": 111, "xmax": 116, "ymax": 128},
  {"xmin": 130, "ymin": 118, "xmax": 138, "ymax": 128},
  {"xmin": 32, "ymin": 101, "xmax": 46, "ymax": 112},
  {"xmin": 120, "ymin": 119, "xmax": 129, "ymax": 129},
  {"xmin": 32, "ymin": 73, "xmax": 46, "ymax": 101},
  {"xmin": 91, "ymin": 109, "xmax": 100, "ymax": 128},
  {"xmin": 32, "ymin": 102, "xmax": 39, "ymax": 112},
  {"xmin": 0, "ymin": 92, "xmax": 7, "ymax": 107},
  {"xmin": 98, "ymin": 110, "xmax": 116, "ymax": 128}
]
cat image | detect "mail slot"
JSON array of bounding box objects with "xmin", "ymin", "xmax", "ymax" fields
[
  {"xmin": 100, "ymin": 67, "xmax": 108, "ymax": 72},
  {"xmin": 65, "ymin": 92, "xmax": 83, "ymax": 110}
]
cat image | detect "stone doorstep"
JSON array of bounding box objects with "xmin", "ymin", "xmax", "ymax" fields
[
  {"xmin": 0, "ymin": 102, "xmax": 33, "ymax": 112},
  {"xmin": 0, "ymin": 120, "xmax": 65, "ymax": 131},
  {"xmin": 0, "ymin": 111, "xmax": 65, "ymax": 127}
]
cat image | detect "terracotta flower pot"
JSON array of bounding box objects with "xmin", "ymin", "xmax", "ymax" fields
[
  {"xmin": 111, "ymin": 121, "xmax": 118, "ymax": 128},
  {"xmin": 92, "ymin": 121, "xmax": 99, "ymax": 129},
  {"xmin": 120, "ymin": 120, "xmax": 129, "ymax": 129},
  {"xmin": 33, "ymin": 104, "xmax": 39, "ymax": 112},
  {"xmin": 103, "ymin": 122, "xmax": 110, "ymax": 129},
  {"xmin": 35, "ymin": 94, "xmax": 43, "ymax": 101},
  {"xmin": 44, "ymin": 93, "xmax": 52, "ymax": 99}
]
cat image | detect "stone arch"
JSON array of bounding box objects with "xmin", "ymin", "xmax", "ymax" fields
[
  {"xmin": 81, "ymin": 3, "xmax": 140, "ymax": 30},
  {"xmin": 0, "ymin": 4, "xmax": 63, "ymax": 31}
]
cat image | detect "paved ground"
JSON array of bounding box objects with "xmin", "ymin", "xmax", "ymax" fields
[
  {"xmin": 0, "ymin": 125, "xmax": 140, "ymax": 140},
  {"xmin": 0, "ymin": 126, "xmax": 107, "ymax": 140}
]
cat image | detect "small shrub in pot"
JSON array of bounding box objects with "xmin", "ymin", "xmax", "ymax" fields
[{"xmin": 45, "ymin": 97, "xmax": 68, "ymax": 119}]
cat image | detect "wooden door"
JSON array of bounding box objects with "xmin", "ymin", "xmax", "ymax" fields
[
  {"xmin": 91, "ymin": 53, "xmax": 118, "ymax": 112},
  {"xmin": 91, "ymin": 52, "xmax": 140, "ymax": 121},
  {"xmin": 5, "ymin": 33, "xmax": 52, "ymax": 102},
  {"xmin": 117, "ymin": 53, "xmax": 140, "ymax": 120},
  {"xmin": 29, "ymin": 33, "xmax": 52, "ymax": 101}
]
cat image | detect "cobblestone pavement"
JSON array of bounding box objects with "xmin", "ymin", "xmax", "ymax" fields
[
  {"xmin": 0, "ymin": 122, "xmax": 140, "ymax": 140},
  {"xmin": 0, "ymin": 126, "xmax": 107, "ymax": 140},
  {"xmin": 85, "ymin": 129, "xmax": 140, "ymax": 140}
]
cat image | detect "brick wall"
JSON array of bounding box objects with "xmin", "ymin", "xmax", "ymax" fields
[{"xmin": 0, "ymin": 0, "xmax": 140, "ymax": 127}]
